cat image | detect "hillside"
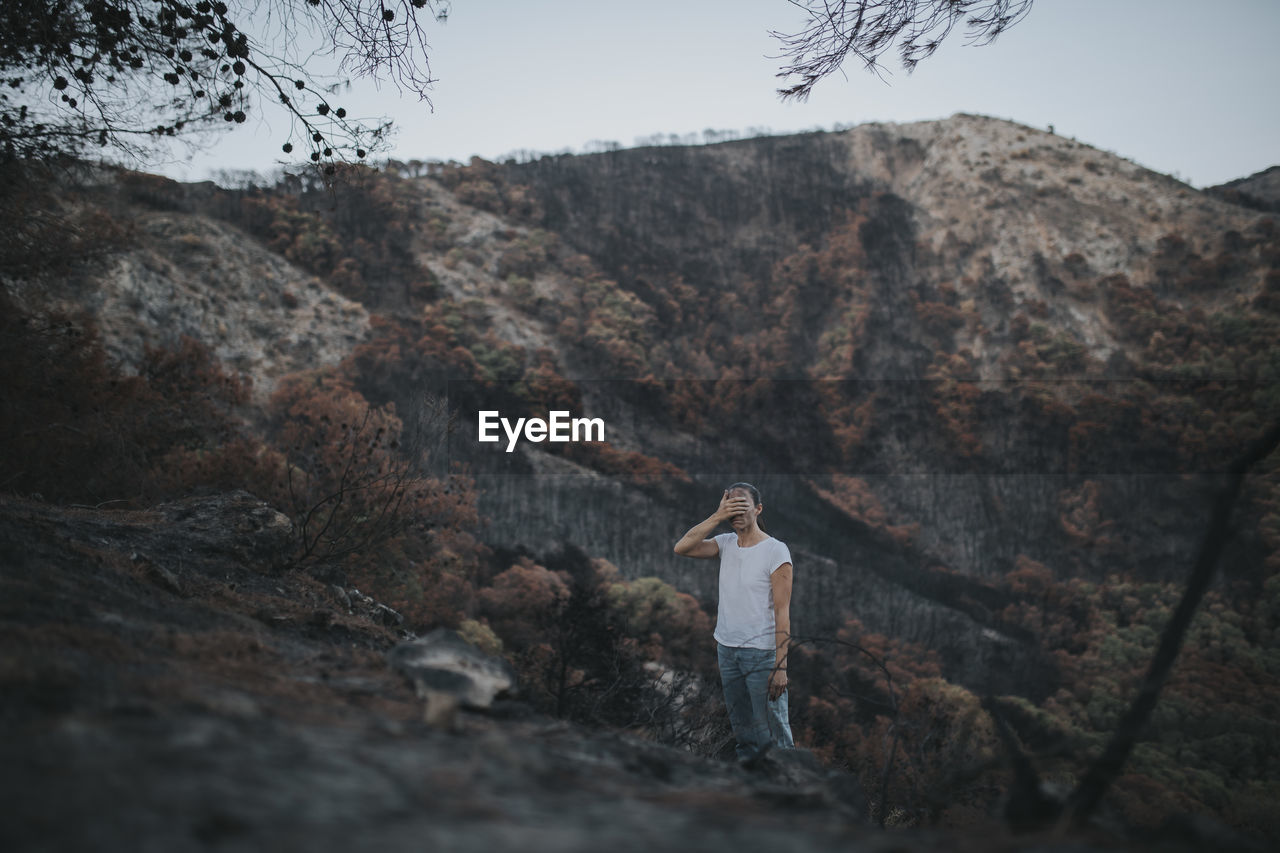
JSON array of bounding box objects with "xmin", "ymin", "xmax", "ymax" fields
[
  {"xmin": 1210, "ymin": 166, "xmax": 1280, "ymax": 213},
  {"xmin": 5, "ymin": 492, "xmax": 1225, "ymax": 852},
  {"xmin": 2, "ymin": 113, "xmax": 1279, "ymax": 844},
  {"xmin": 434, "ymin": 114, "xmax": 1279, "ymax": 685}
]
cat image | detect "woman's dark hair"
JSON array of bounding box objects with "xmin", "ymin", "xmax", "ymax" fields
[{"xmin": 726, "ymin": 482, "xmax": 761, "ymax": 507}]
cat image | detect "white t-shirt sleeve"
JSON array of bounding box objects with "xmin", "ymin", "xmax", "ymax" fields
[{"xmin": 770, "ymin": 540, "xmax": 792, "ymax": 573}]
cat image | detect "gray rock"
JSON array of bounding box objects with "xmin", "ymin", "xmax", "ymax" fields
[
  {"xmin": 347, "ymin": 587, "xmax": 405, "ymax": 628},
  {"xmin": 387, "ymin": 628, "xmax": 517, "ymax": 728}
]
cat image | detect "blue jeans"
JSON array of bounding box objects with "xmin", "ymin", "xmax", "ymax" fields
[{"xmin": 717, "ymin": 642, "xmax": 794, "ymax": 760}]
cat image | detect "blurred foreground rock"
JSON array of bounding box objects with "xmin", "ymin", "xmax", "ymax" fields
[{"xmin": 389, "ymin": 628, "xmax": 517, "ymax": 728}]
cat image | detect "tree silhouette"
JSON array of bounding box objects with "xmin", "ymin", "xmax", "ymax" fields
[
  {"xmin": 773, "ymin": 0, "xmax": 1034, "ymax": 100},
  {"xmin": 0, "ymin": 0, "xmax": 449, "ymax": 165}
]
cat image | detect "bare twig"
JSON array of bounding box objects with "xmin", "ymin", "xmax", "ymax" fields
[
  {"xmin": 772, "ymin": 0, "xmax": 1034, "ymax": 101},
  {"xmin": 790, "ymin": 632, "xmax": 902, "ymax": 826}
]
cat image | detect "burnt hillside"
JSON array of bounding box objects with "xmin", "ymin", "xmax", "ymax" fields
[{"xmin": 3, "ymin": 114, "xmax": 1279, "ymax": 842}]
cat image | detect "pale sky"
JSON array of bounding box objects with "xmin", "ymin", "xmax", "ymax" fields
[{"xmin": 153, "ymin": 0, "xmax": 1280, "ymax": 189}]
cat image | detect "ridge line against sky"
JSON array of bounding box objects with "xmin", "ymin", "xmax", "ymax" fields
[{"xmin": 151, "ymin": 0, "xmax": 1280, "ymax": 189}]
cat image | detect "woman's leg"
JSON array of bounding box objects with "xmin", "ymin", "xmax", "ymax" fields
[
  {"xmin": 718, "ymin": 643, "xmax": 769, "ymax": 760},
  {"xmin": 738, "ymin": 646, "xmax": 776, "ymax": 756}
]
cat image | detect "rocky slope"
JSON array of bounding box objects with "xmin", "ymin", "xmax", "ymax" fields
[
  {"xmin": 0, "ymin": 494, "xmax": 1244, "ymax": 852},
  {"xmin": 510, "ymin": 114, "xmax": 1264, "ymax": 375},
  {"xmin": 6, "ymin": 170, "xmax": 371, "ymax": 400}
]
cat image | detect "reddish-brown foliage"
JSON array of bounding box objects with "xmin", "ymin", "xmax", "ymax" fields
[
  {"xmin": 562, "ymin": 442, "xmax": 692, "ymax": 489},
  {"xmin": 0, "ymin": 297, "xmax": 254, "ymax": 505},
  {"xmin": 926, "ymin": 352, "xmax": 982, "ymax": 457},
  {"xmin": 222, "ymin": 171, "xmax": 435, "ymax": 309},
  {"xmin": 436, "ymin": 156, "xmax": 542, "ymax": 221},
  {"xmin": 267, "ymin": 371, "xmax": 477, "ymax": 565},
  {"xmin": 810, "ymin": 474, "xmax": 918, "ymax": 545},
  {"xmin": 478, "ymin": 558, "xmax": 572, "ymax": 651}
]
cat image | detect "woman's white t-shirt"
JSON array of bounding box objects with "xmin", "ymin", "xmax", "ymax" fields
[{"xmin": 712, "ymin": 532, "xmax": 792, "ymax": 650}]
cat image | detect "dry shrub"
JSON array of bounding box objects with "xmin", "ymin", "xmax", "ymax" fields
[{"xmin": 0, "ymin": 293, "xmax": 256, "ymax": 506}]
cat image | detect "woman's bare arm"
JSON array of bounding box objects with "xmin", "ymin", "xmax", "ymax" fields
[
  {"xmin": 673, "ymin": 490, "xmax": 750, "ymax": 558},
  {"xmin": 769, "ymin": 562, "xmax": 793, "ymax": 699}
]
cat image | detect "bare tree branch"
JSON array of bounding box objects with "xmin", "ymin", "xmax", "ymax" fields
[
  {"xmin": 791, "ymin": 632, "xmax": 903, "ymax": 827},
  {"xmin": 772, "ymin": 0, "xmax": 1034, "ymax": 101},
  {"xmin": 0, "ymin": 0, "xmax": 450, "ymax": 167},
  {"xmin": 1062, "ymin": 417, "xmax": 1280, "ymax": 824}
]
